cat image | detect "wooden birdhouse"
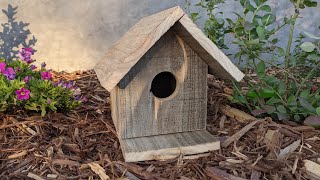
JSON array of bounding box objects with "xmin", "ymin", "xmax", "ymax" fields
[{"xmin": 94, "ymin": 6, "xmax": 244, "ymax": 162}]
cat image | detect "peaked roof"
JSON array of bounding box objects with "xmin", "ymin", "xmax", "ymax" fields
[{"xmin": 94, "ymin": 6, "xmax": 244, "ymax": 92}]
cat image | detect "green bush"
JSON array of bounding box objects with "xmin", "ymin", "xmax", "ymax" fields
[{"xmin": 189, "ymin": 0, "xmax": 319, "ymax": 121}]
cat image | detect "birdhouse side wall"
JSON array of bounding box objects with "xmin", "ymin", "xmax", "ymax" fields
[{"xmin": 110, "ymin": 29, "xmax": 208, "ymax": 139}]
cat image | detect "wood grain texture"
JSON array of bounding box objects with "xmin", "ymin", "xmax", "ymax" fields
[
  {"xmin": 94, "ymin": 6, "xmax": 185, "ymax": 92},
  {"xmin": 112, "ymin": 29, "xmax": 207, "ymax": 139},
  {"xmin": 173, "ymin": 15, "xmax": 244, "ymax": 82},
  {"xmin": 120, "ymin": 130, "xmax": 220, "ymax": 162}
]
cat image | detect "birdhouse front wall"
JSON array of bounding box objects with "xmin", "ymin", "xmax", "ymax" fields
[{"xmin": 110, "ymin": 29, "xmax": 208, "ymax": 139}]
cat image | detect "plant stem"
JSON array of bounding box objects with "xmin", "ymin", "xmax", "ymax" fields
[
  {"xmin": 284, "ymin": 0, "xmax": 302, "ymax": 85},
  {"xmin": 284, "ymin": 13, "xmax": 298, "ymax": 85},
  {"xmin": 295, "ymin": 61, "xmax": 320, "ymax": 98}
]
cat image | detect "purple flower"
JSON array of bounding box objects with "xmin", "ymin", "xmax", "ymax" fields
[
  {"xmin": 16, "ymin": 88, "xmax": 30, "ymax": 100},
  {"xmin": 47, "ymin": 99, "xmax": 52, "ymax": 105},
  {"xmin": 24, "ymin": 76, "xmax": 31, "ymax": 82},
  {"xmin": 0, "ymin": 62, "xmax": 6, "ymax": 73},
  {"xmin": 23, "ymin": 47, "xmax": 34, "ymax": 53},
  {"xmin": 30, "ymin": 65, "xmax": 37, "ymax": 70},
  {"xmin": 63, "ymin": 81, "xmax": 75, "ymax": 89},
  {"xmin": 19, "ymin": 47, "xmax": 34, "ymax": 64},
  {"xmin": 3, "ymin": 67, "xmax": 16, "ymax": 80},
  {"xmin": 41, "ymin": 62, "xmax": 46, "ymax": 68},
  {"xmin": 41, "ymin": 71, "xmax": 52, "ymax": 80}
]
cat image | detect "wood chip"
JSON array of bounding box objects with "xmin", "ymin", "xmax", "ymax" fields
[
  {"xmin": 250, "ymin": 170, "xmax": 261, "ymax": 180},
  {"xmin": 27, "ymin": 172, "xmax": 45, "ymax": 180},
  {"xmin": 278, "ymin": 139, "xmax": 301, "ymax": 160},
  {"xmin": 8, "ymin": 150, "xmax": 27, "ymax": 159},
  {"xmin": 264, "ymin": 129, "xmax": 282, "ymax": 159},
  {"xmin": 88, "ymin": 162, "xmax": 110, "ymax": 180},
  {"xmin": 304, "ymin": 160, "xmax": 320, "ymax": 179},
  {"xmin": 205, "ymin": 166, "xmax": 247, "ymax": 180},
  {"xmin": 219, "ymin": 115, "xmax": 226, "ymax": 130},
  {"xmin": 47, "ymin": 174, "xmax": 58, "ymax": 178},
  {"xmin": 220, "ymin": 105, "xmax": 256, "ymax": 123},
  {"xmin": 52, "ymin": 159, "xmax": 80, "ymax": 167},
  {"xmin": 115, "ymin": 163, "xmax": 140, "ymax": 180},
  {"xmin": 222, "ymin": 120, "xmax": 260, "ymax": 147}
]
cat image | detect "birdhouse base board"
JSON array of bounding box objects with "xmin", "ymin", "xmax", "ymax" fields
[{"xmin": 119, "ymin": 130, "xmax": 220, "ymax": 162}]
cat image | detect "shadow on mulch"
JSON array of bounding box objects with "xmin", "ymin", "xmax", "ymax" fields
[{"xmin": 1, "ymin": 70, "xmax": 320, "ymax": 179}]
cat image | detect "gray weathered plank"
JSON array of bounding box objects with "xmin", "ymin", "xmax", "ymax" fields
[{"xmin": 120, "ymin": 130, "xmax": 220, "ymax": 162}]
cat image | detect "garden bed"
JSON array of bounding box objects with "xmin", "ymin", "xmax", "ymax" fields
[{"xmin": 1, "ymin": 70, "xmax": 320, "ymax": 179}]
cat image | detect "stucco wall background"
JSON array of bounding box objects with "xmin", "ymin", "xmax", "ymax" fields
[{"xmin": 0, "ymin": 0, "xmax": 319, "ymax": 72}]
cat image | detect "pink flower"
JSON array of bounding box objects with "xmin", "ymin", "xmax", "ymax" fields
[
  {"xmin": 41, "ymin": 71, "xmax": 52, "ymax": 80},
  {"xmin": 3, "ymin": 67, "xmax": 15, "ymax": 80},
  {"xmin": 0, "ymin": 62, "xmax": 6, "ymax": 73},
  {"xmin": 16, "ymin": 88, "xmax": 30, "ymax": 100}
]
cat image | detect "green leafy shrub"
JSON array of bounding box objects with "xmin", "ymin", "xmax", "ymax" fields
[
  {"xmin": 189, "ymin": 0, "xmax": 319, "ymax": 122},
  {"xmin": 0, "ymin": 48, "xmax": 84, "ymax": 116}
]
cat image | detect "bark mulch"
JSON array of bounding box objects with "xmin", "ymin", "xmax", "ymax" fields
[{"xmin": 1, "ymin": 70, "xmax": 320, "ymax": 180}]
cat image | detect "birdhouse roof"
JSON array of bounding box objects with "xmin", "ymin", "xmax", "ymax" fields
[{"xmin": 94, "ymin": 6, "xmax": 244, "ymax": 92}]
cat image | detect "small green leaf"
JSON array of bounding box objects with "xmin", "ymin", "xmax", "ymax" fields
[
  {"xmin": 309, "ymin": 54, "xmax": 320, "ymax": 61},
  {"xmin": 190, "ymin": 13, "xmax": 200, "ymax": 21},
  {"xmin": 277, "ymin": 105, "xmax": 287, "ymax": 114},
  {"xmin": 277, "ymin": 81, "xmax": 286, "ymax": 95},
  {"xmin": 316, "ymin": 107, "xmax": 320, "ymax": 116},
  {"xmin": 260, "ymin": 5, "xmax": 271, "ymax": 12},
  {"xmin": 235, "ymin": 27, "xmax": 245, "ymax": 36},
  {"xmin": 244, "ymin": 21, "xmax": 254, "ymax": 31},
  {"xmin": 271, "ymin": 38, "xmax": 279, "ymax": 44},
  {"xmin": 247, "ymin": 39, "xmax": 260, "ymax": 45},
  {"xmin": 246, "ymin": 3, "xmax": 256, "ymax": 12},
  {"xmin": 288, "ymin": 95, "xmax": 297, "ymax": 106},
  {"xmin": 304, "ymin": 0, "xmax": 317, "ymax": 7},
  {"xmin": 256, "ymin": 26, "xmax": 265, "ymax": 39},
  {"xmin": 226, "ymin": 18, "xmax": 234, "ymax": 27},
  {"xmin": 300, "ymin": 42, "xmax": 316, "ymax": 52},
  {"xmin": 277, "ymin": 47, "xmax": 285, "ymax": 56},
  {"xmin": 294, "ymin": 115, "xmax": 301, "ymax": 121},
  {"xmin": 260, "ymin": 87, "xmax": 275, "ymax": 98},
  {"xmin": 266, "ymin": 96, "xmax": 282, "ymax": 105},
  {"xmin": 300, "ymin": 89, "xmax": 310, "ymax": 99},
  {"xmin": 262, "ymin": 14, "xmax": 275, "ymax": 26},
  {"xmin": 254, "ymin": 0, "xmax": 261, "ymax": 6},
  {"xmin": 232, "ymin": 39, "xmax": 245, "ymax": 45},
  {"xmin": 256, "ymin": 61, "xmax": 266, "ymax": 77},
  {"xmin": 304, "ymin": 31, "xmax": 320, "ymax": 40},
  {"xmin": 299, "ymin": 97, "xmax": 316, "ymax": 113},
  {"xmin": 247, "ymin": 90, "xmax": 258, "ymax": 98}
]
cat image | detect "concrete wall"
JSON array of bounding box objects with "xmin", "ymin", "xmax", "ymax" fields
[{"xmin": 0, "ymin": 0, "xmax": 319, "ymax": 71}]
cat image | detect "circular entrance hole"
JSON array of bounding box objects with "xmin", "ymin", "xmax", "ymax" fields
[{"xmin": 151, "ymin": 72, "xmax": 176, "ymax": 99}]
